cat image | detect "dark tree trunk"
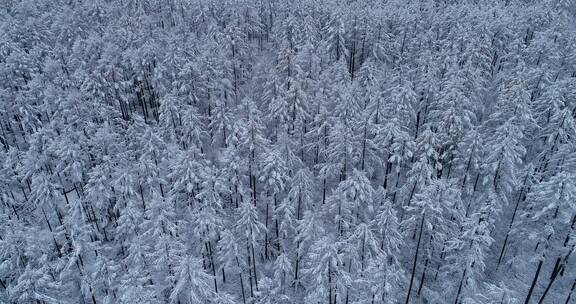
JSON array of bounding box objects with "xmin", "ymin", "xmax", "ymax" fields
[
  {"xmin": 328, "ymin": 263, "xmax": 332, "ymax": 304},
  {"xmin": 251, "ymin": 242, "xmax": 259, "ymax": 291},
  {"xmin": 454, "ymin": 268, "xmax": 467, "ymax": 304},
  {"xmin": 537, "ymin": 257, "xmax": 562, "ymax": 304},
  {"xmin": 524, "ymin": 259, "xmax": 543, "ymax": 304},
  {"xmin": 392, "ymin": 170, "xmax": 401, "ymax": 206},
  {"xmin": 564, "ymin": 277, "xmax": 576, "ymax": 304},
  {"xmin": 417, "ymin": 258, "xmax": 429, "ymax": 297},
  {"xmin": 207, "ymin": 241, "xmax": 218, "ymax": 293},
  {"xmin": 236, "ymin": 257, "xmax": 246, "ymax": 304},
  {"xmin": 497, "ymin": 170, "xmax": 530, "ymax": 268},
  {"xmin": 239, "ymin": 273, "xmax": 246, "ymax": 304},
  {"xmin": 246, "ymin": 241, "xmax": 254, "ymax": 297},
  {"xmin": 265, "ymin": 198, "xmax": 270, "ymax": 259},
  {"xmin": 322, "ymin": 178, "xmax": 327, "ymax": 205},
  {"xmin": 406, "ymin": 214, "xmax": 425, "ymax": 304},
  {"xmin": 360, "ymin": 125, "xmax": 367, "ymax": 170}
]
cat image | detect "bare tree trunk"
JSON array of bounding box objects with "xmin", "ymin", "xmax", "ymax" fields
[
  {"xmin": 392, "ymin": 170, "xmax": 401, "ymax": 206},
  {"xmin": 497, "ymin": 170, "xmax": 530, "ymax": 268},
  {"xmin": 360, "ymin": 125, "xmax": 367, "ymax": 170},
  {"xmin": 251, "ymin": 242, "xmax": 259, "ymax": 291},
  {"xmin": 454, "ymin": 268, "xmax": 467, "ymax": 304},
  {"xmin": 265, "ymin": 198, "xmax": 270, "ymax": 259},
  {"xmin": 564, "ymin": 277, "xmax": 576, "ymax": 304},
  {"xmin": 417, "ymin": 258, "xmax": 429, "ymax": 297},
  {"xmin": 237, "ymin": 255, "xmax": 247, "ymax": 304},
  {"xmin": 322, "ymin": 178, "xmax": 327, "ymax": 205},
  {"xmin": 246, "ymin": 240, "xmax": 254, "ymax": 297},
  {"xmin": 406, "ymin": 214, "xmax": 425, "ymax": 304},
  {"xmin": 524, "ymin": 259, "xmax": 543, "ymax": 304},
  {"xmin": 328, "ymin": 264, "xmax": 332, "ymax": 304},
  {"xmin": 537, "ymin": 258, "xmax": 562, "ymax": 304},
  {"xmin": 294, "ymin": 245, "xmax": 300, "ymax": 289},
  {"xmin": 206, "ymin": 241, "xmax": 218, "ymax": 293}
]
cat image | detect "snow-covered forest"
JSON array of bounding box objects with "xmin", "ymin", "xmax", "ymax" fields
[{"xmin": 1, "ymin": 0, "xmax": 575, "ymax": 303}]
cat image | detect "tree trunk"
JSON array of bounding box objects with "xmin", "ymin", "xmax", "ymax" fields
[
  {"xmin": 497, "ymin": 170, "xmax": 530, "ymax": 268},
  {"xmin": 206, "ymin": 241, "xmax": 218, "ymax": 293},
  {"xmin": 383, "ymin": 158, "xmax": 392, "ymax": 190},
  {"xmin": 392, "ymin": 170, "xmax": 401, "ymax": 206},
  {"xmin": 360, "ymin": 125, "xmax": 367, "ymax": 170},
  {"xmin": 454, "ymin": 268, "xmax": 467, "ymax": 304},
  {"xmin": 328, "ymin": 263, "xmax": 332, "ymax": 304},
  {"xmin": 322, "ymin": 178, "xmax": 327, "ymax": 205},
  {"xmin": 405, "ymin": 214, "xmax": 425, "ymax": 304},
  {"xmin": 251, "ymin": 242, "xmax": 259, "ymax": 291},
  {"xmin": 265, "ymin": 198, "xmax": 270, "ymax": 259},
  {"xmin": 236, "ymin": 257, "xmax": 246, "ymax": 304},
  {"xmin": 246, "ymin": 241, "xmax": 254, "ymax": 297},
  {"xmin": 139, "ymin": 185, "xmax": 147, "ymax": 212},
  {"xmin": 294, "ymin": 246, "xmax": 300, "ymax": 289},
  {"xmin": 537, "ymin": 257, "xmax": 562, "ymax": 304},
  {"xmin": 524, "ymin": 259, "xmax": 543, "ymax": 304},
  {"xmin": 564, "ymin": 277, "xmax": 576, "ymax": 304},
  {"xmin": 239, "ymin": 273, "xmax": 247, "ymax": 304},
  {"xmin": 417, "ymin": 258, "xmax": 429, "ymax": 297},
  {"xmin": 90, "ymin": 285, "xmax": 97, "ymax": 304},
  {"xmin": 274, "ymin": 195, "xmax": 281, "ymax": 253}
]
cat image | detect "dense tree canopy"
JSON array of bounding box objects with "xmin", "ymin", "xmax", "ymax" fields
[{"xmin": 0, "ymin": 0, "xmax": 575, "ymax": 303}]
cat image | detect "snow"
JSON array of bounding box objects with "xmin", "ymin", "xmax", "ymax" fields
[{"xmin": 0, "ymin": 0, "xmax": 575, "ymax": 303}]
